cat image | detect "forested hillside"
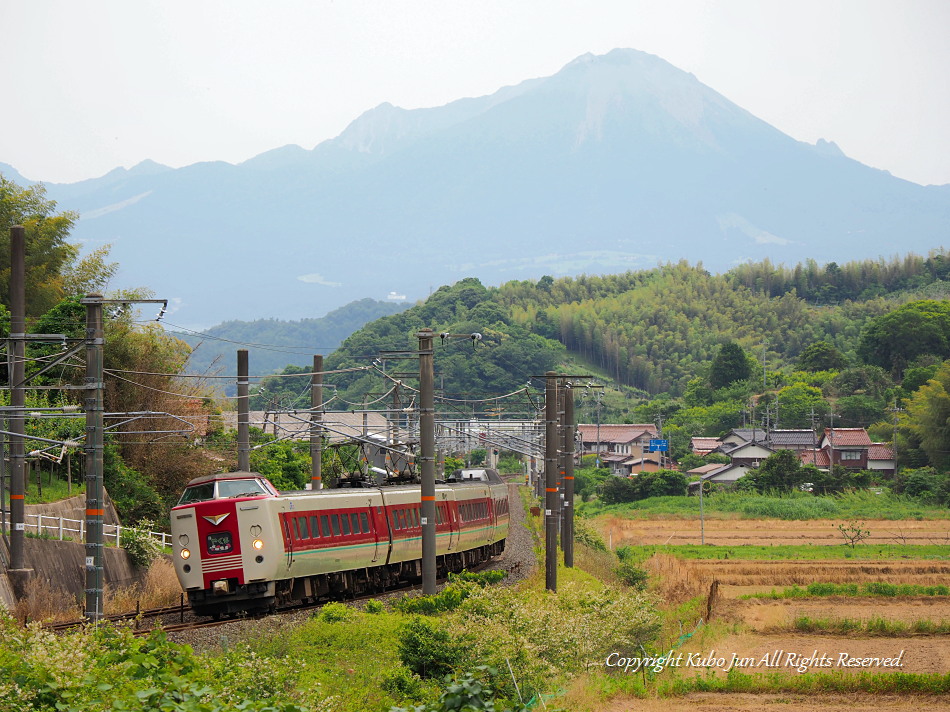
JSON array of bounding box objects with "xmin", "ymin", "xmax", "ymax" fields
[
  {"xmin": 497, "ymin": 255, "xmax": 950, "ymax": 394},
  {"xmin": 322, "ymin": 251, "xmax": 950, "ymax": 471},
  {"xmin": 328, "ymin": 251, "xmax": 950, "ymax": 400},
  {"xmin": 171, "ymin": 298, "xmax": 409, "ymax": 377},
  {"xmin": 323, "ymin": 278, "xmax": 565, "ymax": 405}
]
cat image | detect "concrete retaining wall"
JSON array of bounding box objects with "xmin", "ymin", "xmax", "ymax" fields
[{"xmin": 1, "ymin": 492, "xmax": 144, "ymax": 613}]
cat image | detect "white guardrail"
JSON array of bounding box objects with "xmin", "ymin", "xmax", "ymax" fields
[{"xmin": 22, "ymin": 513, "xmax": 172, "ymax": 548}]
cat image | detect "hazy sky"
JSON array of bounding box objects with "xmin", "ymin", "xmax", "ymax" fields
[{"xmin": 3, "ymin": 0, "xmax": 949, "ymax": 186}]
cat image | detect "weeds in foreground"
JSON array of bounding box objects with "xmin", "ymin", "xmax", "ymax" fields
[
  {"xmin": 13, "ymin": 576, "xmax": 79, "ymax": 624},
  {"xmin": 105, "ymin": 557, "xmax": 183, "ymax": 613},
  {"xmin": 13, "ymin": 556, "xmax": 184, "ymax": 624}
]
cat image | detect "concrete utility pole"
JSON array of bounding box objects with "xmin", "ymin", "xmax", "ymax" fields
[
  {"xmin": 82, "ymin": 293, "xmax": 105, "ymax": 621},
  {"xmin": 8, "ymin": 227, "xmax": 27, "ymax": 576},
  {"xmin": 237, "ymin": 350, "xmax": 250, "ymax": 472},
  {"xmin": 311, "ymin": 354, "xmax": 323, "ymax": 489},
  {"xmin": 561, "ymin": 381, "xmax": 575, "ymax": 567},
  {"xmin": 544, "ymin": 371, "xmax": 558, "ymax": 592},
  {"xmin": 418, "ymin": 329, "xmax": 437, "ymax": 595}
]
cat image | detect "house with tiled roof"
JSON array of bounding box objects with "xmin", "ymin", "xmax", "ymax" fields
[
  {"xmin": 868, "ymin": 443, "xmax": 896, "ymax": 475},
  {"xmin": 798, "ymin": 428, "xmax": 889, "ymax": 473},
  {"xmin": 818, "ymin": 427, "xmax": 873, "ymax": 469},
  {"xmin": 718, "ymin": 428, "xmax": 767, "ymax": 449},
  {"xmin": 720, "ymin": 440, "xmax": 774, "ymax": 467},
  {"xmin": 687, "ymin": 463, "xmax": 726, "ymax": 477},
  {"xmin": 768, "ymin": 429, "xmax": 819, "ymax": 453},
  {"xmin": 687, "ymin": 462, "xmax": 755, "ymax": 491},
  {"xmin": 799, "ymin": 448, "xmax": 832, "ymax": 468},
  {"xmin": 691, "ymin": 437, "xmax": 720, "ymax": 456},
  {"xmin": 613, "ymin": 454, "xmax": 663, "ymax": 476},
  {"xmin": 577, "ymin": 423, "xmax": 659, "ymax": 460}
]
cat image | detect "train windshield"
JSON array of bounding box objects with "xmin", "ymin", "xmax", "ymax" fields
[
  {"xmin": 217, "ymin": 479, "xmax": 270, "ymax": 499},
  {"xmin": 177, "ymin": 478, "xmax": 272, "ymax": 505},
  {"xmin": 177, "ymin": 482, "xmax": 215, "ymax": 505}
]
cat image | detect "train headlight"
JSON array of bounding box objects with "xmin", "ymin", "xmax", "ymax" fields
[
  {"xmin": 252, "ymin": 538, "xmax": 264, "ymax": 550},
  {"xmin": 179, "ymin": 548, "xmax": 191, "ymax": 560},
  {"xmin": 178, "ymin": 534, "xmax": 189, "ymax": 547}
]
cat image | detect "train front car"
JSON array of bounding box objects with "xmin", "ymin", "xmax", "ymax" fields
[{"xmin": 171, "ymin": 472, "xmax": 282, "ymax": 618}]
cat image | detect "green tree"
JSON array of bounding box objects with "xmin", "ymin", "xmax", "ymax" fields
[
  {"xmin": 740, "ymin": 450, "xmax": 809, "ymax": 492},
  {"xmin": 798, "ymin": 341, "xmax": 847, "ymax": 372},
  {"xmin": 0, "ymin": 174, "xmax": 79, "ymax": 318},
  {"xmin": 903, "ymin": 363, "xmax": 940, "ymax": 394},
  {"xmin": 61, "ymin": 243, "xmax": 118, "ymax": 297},
  {"xmin": 250, "ymin": 439, "xmax": 311, "ymax": 490},
  {"xmin": 859, "ymin": 300, "xmax": 950, "ymax": 376},
  {"xmin": 829, "ymin": 365, "xmax": 894, "ymax": 400},
  {"xmin": 709, "ymin": 341, "xmax": 751, "ymax": 390},
  {"xmin": 598, "ymin": 476, "xmax": 640, "ymax": 505},
  {"xmin": 904, "ymin": 360, "xmax": 950, "ymax": 469},
  {"xmin": 775, "ymin": 382, "xmax": 827, "ymax": 429},
  {"xmin": 835, "ymin": 395, "xmax": 887, "ymax": 428}
]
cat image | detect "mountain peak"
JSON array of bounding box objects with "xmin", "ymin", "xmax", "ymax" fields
[{"xmin": 814, "ymin": 138, "xmax": 846, "ymax": 157}]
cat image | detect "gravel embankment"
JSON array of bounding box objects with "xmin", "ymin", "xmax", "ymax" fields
[{"xmin": 167, "ymin": 481, "xmax": 539, "ymax": 651}]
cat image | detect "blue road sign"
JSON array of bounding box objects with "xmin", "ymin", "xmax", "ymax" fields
[{"xmin": 648, "ymin": 439, "xmax": 669, "ymax": 452}]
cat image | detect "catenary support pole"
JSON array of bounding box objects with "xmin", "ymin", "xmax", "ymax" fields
[
  {"xmin": 544, "ymin": 371, "xmax": 558, "ymax": 592},
  {"xmin": 8, "ymin": 226, "xmax": 26, "ymax": 572},
  {"xmin": 237, "ymin": 350, "xmax": 250, "ymax": 472},
  {"xmin": 82, "ymin": 293, "xmax": 105, "ymax": 622},
  {"xmin": 562, "ymin": 381, "xmax": 575, "ymax": 567},
  {"xmin": 418, "ymin": 329, "xmax": 437, "ymax": 595},
  {"xmin": 311, "ymin": 354, "xmax": 323, "ymax": 489}
]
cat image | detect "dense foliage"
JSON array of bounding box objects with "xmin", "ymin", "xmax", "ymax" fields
[
  {"xmin": 324, "ymin": 278, "xmax": 565, "ymax": 405},
  {"xmin": 598, "ymin": 470, "xmax": 688, "ymax": 504}
]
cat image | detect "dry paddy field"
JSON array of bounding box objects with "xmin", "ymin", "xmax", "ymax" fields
[
  {"xmin": 599, "ymin": 515, "xmax": 950, "ymax": 547},
  {"xmin": 596, "ymin": 517, "xmax": 950, "ymax": 711}
]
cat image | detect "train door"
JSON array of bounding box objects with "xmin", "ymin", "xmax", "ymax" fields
[
  {"xmin": 368, "ymin": 498, "xmax": 381, "ymax": 563},
  {"xmin": 443, "ymin": 495, "xmax": 456, "ymax": 551},
  {"xmin": 281, "ymin": 512, "xmax": 294, "ymax": 569}
]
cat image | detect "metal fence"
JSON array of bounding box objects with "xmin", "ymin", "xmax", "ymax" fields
[{"xmin": 20, "ymin": 513, "xmax": 172, "ymax": 548}]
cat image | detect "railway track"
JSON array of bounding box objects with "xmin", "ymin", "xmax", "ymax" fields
[{"xmin": 43, "ymin": 563, "xmax": 498, "ymax": 636}]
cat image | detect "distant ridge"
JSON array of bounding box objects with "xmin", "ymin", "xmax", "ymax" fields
[{"xmin": 6, "ymin": 48, "xmax": 946, "ymax": 328}]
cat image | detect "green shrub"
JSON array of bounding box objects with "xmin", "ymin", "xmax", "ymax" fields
[
  {"xmin": 316, "ymin": 601, "xmax": 356, "ymax": 623},
  {"xmin": 392, "ymin": 580, "xmax": 483, "ymax": 615},
  {"xmin": 447, "ymin": 570, "xmax": 506, "ymax": 586},
  {"xmin": 397, "ymin": 617, "xmax": 470, "ymax": 679},
  {"xmin": 364, "ymin": 599, "xmax": 385, "ymax": 614},
  {"xmin": 120, "ymin": 519, "xmax": 164, "ymax": 568},
  {"xmin": 382, "ymin": 666, "xmax": 427, "ymax": 703},
  {"xmin": 389, "ymin": 667, "xmax": 530, "ymax": 712},
  {"xmin": 615, "ymin": 561, "xmax": 649, "ymax": 590},
  {"xmin": 574, "ymin": 519, "xmax": 608, "ymax": 552}
]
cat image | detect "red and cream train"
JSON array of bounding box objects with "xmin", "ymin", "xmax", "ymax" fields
[{"xmin": 170, "ymin": 469, "xmax": 510, "ymax": 617}]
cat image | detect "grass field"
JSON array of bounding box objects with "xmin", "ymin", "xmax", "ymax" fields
[{"xmin": 580, "ymin": 490, "xmax": 950, "ymax": 521}]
